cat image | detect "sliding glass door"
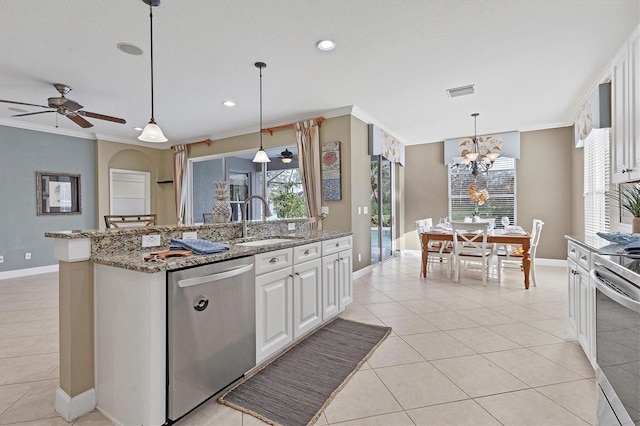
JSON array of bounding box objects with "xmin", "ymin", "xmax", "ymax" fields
[{"xmin": 371, "ymin": 155, "xmax": 393, "ymax": 264}]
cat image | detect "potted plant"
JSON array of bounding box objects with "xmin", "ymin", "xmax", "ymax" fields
[{"xmin": 610, "ymin": 184, "xmax": 640, "ymax": 233}]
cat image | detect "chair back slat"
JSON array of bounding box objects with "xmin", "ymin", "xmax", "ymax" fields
[
  {"xmin": 104, "ymin": 214, "xmax": 157, "ymax": 229},
  {"xmin": 450, "ymin": 221, "xmax": 490, "ymax": 255}
]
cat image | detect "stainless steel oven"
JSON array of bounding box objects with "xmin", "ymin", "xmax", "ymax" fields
[{"xmin": 592, "ymin": 254, "xmax": 640, "ymax": 425}]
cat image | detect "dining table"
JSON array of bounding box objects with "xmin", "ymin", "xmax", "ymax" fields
[{"xmin": 421, "ymin": 228, "xmax": 532, "ymax": 289}]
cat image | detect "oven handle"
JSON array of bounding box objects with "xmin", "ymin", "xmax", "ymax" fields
[{"xmin": 590, "ymin": 268, "xmax": 640, "ymax": 313}]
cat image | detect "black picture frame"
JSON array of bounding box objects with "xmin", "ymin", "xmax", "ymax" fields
[{"xmin": 36, "ymin": 172, "xmax": 81, "ymax": 215}]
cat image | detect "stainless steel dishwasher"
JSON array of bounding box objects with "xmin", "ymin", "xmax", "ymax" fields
[{"xmin": 167, "ymin": 256, "xmax": 256, "ymax": 421}]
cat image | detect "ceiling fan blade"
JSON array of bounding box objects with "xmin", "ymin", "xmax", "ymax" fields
[
  {"xmin": 12, "ymin": 111, "xmax": 55, "ymax": 117},
  {"xmin": 78, "ymin": 110, "xmax": 126, "ymax": 124},
  {"xmin": 66, "ymin": 113, "xmax": 93, "ymax": 128},
  {"xmin": 0, "ymin": 99, "xmax": 52, "ymax": 109}
]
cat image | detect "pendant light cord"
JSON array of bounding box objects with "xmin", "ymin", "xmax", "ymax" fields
[
  {"xmin": 259, "ymin": 65, "xmax": 263, "ymax": 149},
  {"xmin": 149, "ymin": 2, "xmax": 155, "ymax": 122}
]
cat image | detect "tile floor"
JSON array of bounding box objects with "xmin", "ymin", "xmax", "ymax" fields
[{"xmin": 0, "ymin": 254, "xmax": 596, "ymax": 425}]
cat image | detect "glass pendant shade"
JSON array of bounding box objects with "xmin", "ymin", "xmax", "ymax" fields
[
  {"xmin": 281, "ymin": 157, "xmax": 292, "ymax": 164},
  {"xmin": 138, "ymin": 120, "xmax": 167, "ymax": 142},
  {"xmin": 252, "ymin": 148, "xmax": 270, "ymax": 163}
]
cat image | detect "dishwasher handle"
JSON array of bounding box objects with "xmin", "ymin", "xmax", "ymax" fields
[{"xmin": 178, "ymin": 263, "xmax": 254, "ymax": 288}]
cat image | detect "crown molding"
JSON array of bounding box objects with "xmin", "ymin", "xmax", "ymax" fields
[
  {"xmin": 350, "ymin": 105, "xmax": 408, "ymax": 145},
  {"xmin": 0, "ymin": 118, "xmax": 96, "ymax": 140}
]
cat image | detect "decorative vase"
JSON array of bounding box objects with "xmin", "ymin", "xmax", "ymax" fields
[
  {"xmin": 633, "ymin": 217, "xmax": 640, "ymax": 233},
  {"xmin": 212, "ymin": 181, "xmax": 232, "ymax": 223}
]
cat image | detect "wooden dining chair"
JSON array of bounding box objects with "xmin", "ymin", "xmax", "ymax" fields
[
  {"xmin": 104, "ymin": 214, "xmax": 157, "ymax": 229},
  {"xmin": 416, "ymin": 218, "xmax": 451, "ymax": 273},
  {"xmin": 450, "ymin": 221, "xmax": 493, "ymax": 286},
  {"xmin": 497, "ymin": 219, "xmax": 544, "ymax": 286}
]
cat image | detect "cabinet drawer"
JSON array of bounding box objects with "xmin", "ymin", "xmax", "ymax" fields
[
  {"xmin": 322, "ymin": 236, "xmax": 353, "ymax": 256},
  {"xmin": 567, "ymin": 242, "xmax": 591, "ymax": 270},
  {"xmin": 255, "ymin": 248, "xmax": 293, "ymax": 275},
  {"xmin": 293, "ymin": 242, "xmax": 321, "ymax": 264}
]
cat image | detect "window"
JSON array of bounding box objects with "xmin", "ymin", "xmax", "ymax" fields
[
  {"xmin": 265, "ymin": 147, "xmax": 306, "ymax": 219},
  {"xmin": 583, "ymin": 128, "xmax": 610, "ymax": 236},
  {"xmin": 449, "ymin": 157, "xmax": 517, "ymax": 226},
  {"xmin": 187, "ymin": 145, "xmax": 306, "ymax": 224}
]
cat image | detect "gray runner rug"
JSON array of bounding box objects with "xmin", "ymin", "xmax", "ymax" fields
[{"xmin": 218, "ymin": 318, "xmax": 391, "ymax": 426}]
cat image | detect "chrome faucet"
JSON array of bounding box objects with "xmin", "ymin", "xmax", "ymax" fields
[{"xmin": 242, "ymin": 195, "xmax": 271, "ymax": 238}]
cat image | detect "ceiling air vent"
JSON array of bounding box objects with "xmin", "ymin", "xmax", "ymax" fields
[{"xmin": 446, "ymin": 84, "xmax": 475, "ymax": 98}]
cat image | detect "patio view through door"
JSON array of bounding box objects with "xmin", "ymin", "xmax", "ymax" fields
[{"xmin": 371, "ymin": 155, "xmax": 393, "ymax": 264}]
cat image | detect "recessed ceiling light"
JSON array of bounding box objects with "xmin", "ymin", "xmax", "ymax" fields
[
  {"xmin": 133, "ymin": 127, "xmax": 143, "ymax": 131},
  {"xmin": 117, "ymin": 42, "xmax": 143, "ymax": 56},
  {"xmin": 8, "ymin": 107, "xmax": 27, "ymax": 113},
  {"xmin": 223, "ymin": 100, "xmax": 236, "ymax": 107},
  {"xmin": 316, "ymin": 39, "xmax": 335, "ymax": 51},
  {"xmin": 446, "ymin": 84, "xmax": 475, "ymax": 98}
]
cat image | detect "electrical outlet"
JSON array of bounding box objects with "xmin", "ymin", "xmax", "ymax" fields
[
  {"xmin": 0, "ymin": 255, "xmax": 3, "ymax": 263},
  {"xmin": 25, "ymin": 252, "xmax": 31, "ymax": 260},
  {"xmin": 142, "ymin": 234, "xmax": 161, "ymax": 248},
  {"xmin": 363, "ymin": 206, "xmax": 368, "ymax": 214},
  {"xmin": 287, "ymin": 222, "xmax": 296, "ymax": 231},
  {"xmin": 182, "ymin": 231, "xmax": 197, "ymax": 239}
]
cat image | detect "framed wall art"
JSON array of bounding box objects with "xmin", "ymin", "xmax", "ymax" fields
[
  {"xmin": 37, "ymin": 172, "xmax": 81, "ymax": 215},
  {"xmin": 321, "ymin": 141, "xmax": 341, "ymax": 201}
]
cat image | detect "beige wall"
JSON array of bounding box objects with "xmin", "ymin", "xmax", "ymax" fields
[
  {"xmin": 402, "ymin": 143, "xmax": 450, "ymax": 251},
  {"xmin": 571, "ymin": 125, "xmax": 585, "ymax": 235},
  {"xmin": 349, "ymin": 116, "xmax": 372, "ymax": 270},
  {"xmin": 402, "ymin": 126, "xmax": 576, "ymax": 259},
  {"xmin": 518, "ymin": 127, "xmax": 573, "ymax": 259},
  {"xmin": 96, "ymin": 140, "xmax": 174, "ymax": 229}
]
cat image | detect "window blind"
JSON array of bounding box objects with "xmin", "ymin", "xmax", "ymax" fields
[
  {"xmin": 583, "ymin": 128, "xmax": 610, "ymax": 236},
  {"xmin": 449, "ymin": 157, "xmax": 517, "ymax": 227}
]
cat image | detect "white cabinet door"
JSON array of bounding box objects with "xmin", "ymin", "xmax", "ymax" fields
[
  {"xmin": 322, "ymin": 253, "xmax": 340, "ymax": 320},
  {"xmin": 338, "ymin": 249, "xmax": 353, "ymax": 310},
  {"xmin": 577, "ymin": 267, "xmax": 590, "ymax": 354},
  {"xmin": 612, "ymin": 44, "xmax": 632, "ymax": 183},
  {"xmin": 292, "ymin": 258, "xmax": 322, "ymax": 338},
  {"xmin": 631, "ymin": 28, "xmax": 640, "ymax": 172},
  {"xmin": 256, "ymin": 267, "xmax": 293, "ymax": 363},
  {"xmin": 567, "ymin": 258, "xmax": 578, "ymax": 332}
]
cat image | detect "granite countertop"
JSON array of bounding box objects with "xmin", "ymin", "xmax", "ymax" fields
[
  {"xmin": 92, "ymin": 230, "xmax": 352, "ymax": 273},
  {"xmin": 565, "ymin": 235, "xmax": 627, "ymax": 255}
]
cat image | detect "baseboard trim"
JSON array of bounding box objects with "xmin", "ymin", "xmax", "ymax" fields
[
  {"xmin": 536, "ymin": 258, "xmax": 567, "ymax": 267},
  {"xmin": 353, "ymin": 264, "xmax": 374, "ymax": 280},
  {"xmin": 96, "ymin": 406, "xmax": 125, "ymax": 426},
  {"xmin": 55, "ymin": 387, "xmax": 96, "ymax": 422},
  {"xmin": 0, "ymin": 264, "xmax": 58, "ymax": 280}
]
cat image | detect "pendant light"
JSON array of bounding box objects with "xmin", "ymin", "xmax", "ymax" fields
[
  {"xmin": 138, "ymin": 0, "xmax": 167, "ymax": 143},
  {"xmin": 252, "ymin": 62, "xmax": 270, "ymax": 163}
]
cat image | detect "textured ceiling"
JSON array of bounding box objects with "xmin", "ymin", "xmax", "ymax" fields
[{"xmin": 0, "ymin": 0, "xmax": 638, "ymax": 148}]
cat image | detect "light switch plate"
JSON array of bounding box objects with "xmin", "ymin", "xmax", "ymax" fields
[
  {"xmin": 142, "ymin": 234, "xmax": 161, "ymax": 248},
  {"xmin": 363, "ymin": 206, "xmax": 368, "ymax": 214},
  {"xmin": 182, "ymin": 231, "xmax": 197, "ymax": 239},
  {"xmin": 358, "ymin": 207, "xmax": 361, "ymax": 215},
  {"xmin": 287, "ymin": 222, "xmax": 296, "ymax": 231},
  {"xmin": 321, "ymin": 206, "xmax": 329, "ymax": 215}
]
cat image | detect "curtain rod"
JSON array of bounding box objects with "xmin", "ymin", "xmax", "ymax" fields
[
  {"xmin": 171, "ymin": 138, "xmax": 211, "ymax": 150},
  {"xmin": 262, "ymin": 117, "xmax": 325, "ymax": 136}
]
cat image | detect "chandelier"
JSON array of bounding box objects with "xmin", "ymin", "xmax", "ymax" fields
[{"xmin": 451, "ymin": 113, "xmax": 500, "ymax": 176}]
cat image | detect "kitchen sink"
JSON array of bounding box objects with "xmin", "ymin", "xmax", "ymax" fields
[{"xmin": 235, "ymin": 238, "xmax": 295, "ymax": 247}]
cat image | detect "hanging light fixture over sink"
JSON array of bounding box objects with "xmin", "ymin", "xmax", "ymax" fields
[
  {"xmin": 252, "ymin": 62, "xmax": 270, "ymax": 163},
  {"xmin": 138, "ymin": 0, "xmax": 167, "ymax": 143}
]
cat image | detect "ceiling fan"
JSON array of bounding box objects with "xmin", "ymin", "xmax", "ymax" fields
[
  {"xmin": 0, "ymin": 83, "xmax": 126, "ymax": 128},
  {"xmin": 279, "ymin": 148, "xmax": 294, "ymax": 163}
]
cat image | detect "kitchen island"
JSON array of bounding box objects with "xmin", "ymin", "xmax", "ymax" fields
[{"xmin": 46, "ymin": 219, "xmax": 353, "ymax": 425}]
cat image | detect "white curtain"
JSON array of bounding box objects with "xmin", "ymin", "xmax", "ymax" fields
[
  {"xmin": 173, "ymin": 144, "xmax": 187, "ymax": 225},
  {"xmin": 295, "ymin": 120, "xmax": 323, "ymax": 230}
]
